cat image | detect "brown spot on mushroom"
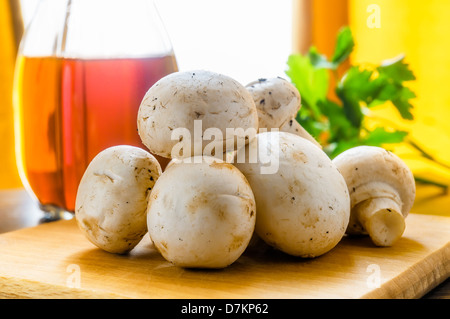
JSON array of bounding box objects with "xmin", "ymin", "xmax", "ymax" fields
[
  {"xmin": 271, "ymin": 102, "xmax": 282, "ymax": 110},
  {"xmin": 155, "ymin": 241, "xmax": 168, "ymax": 254},
  {"xmin": 391, "ymin": 166, "xmax": 400, "ymax": 175},
  {"xmin": 229, "ymin": 234, "xmax": 246, "ymax": 251},
  {"xmin": 209, "ymin": 162, "xmax": 235, "ymax": 170},
  {"xmin": 293, "ymin": 151, "xmax": 308, "ymax": 163},
  {"xmin": 194, "ymin": 111, "xmax": 204, "ymax": 119},
  {"xmin": 81, "ymin": 217, "xmax": 103, "ymax": 241},
  {"xmin": 186, "ymin": 192, "xmax": 210, "ymax": 214},
  {"xmin": 217, "ymin": 209, "xmax": 226, "ymax": 221},
  {"xmin": 151, "ymin": 189, "xmax": 159, "ymax": 200},
  {"xmin": 93, "ymin": 172, "xmax": 116, "ymax": 183}
]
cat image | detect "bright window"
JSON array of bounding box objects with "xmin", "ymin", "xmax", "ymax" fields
[{"xmin": 20, "ymin": 0, "xmax": 293, "ymax": 85}]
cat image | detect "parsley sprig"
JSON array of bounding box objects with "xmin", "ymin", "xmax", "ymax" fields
[
  {"xmin": 286, "ymin": 26, "xmax": 448, "ymax": 191},
  {"xmin": 286, "ymin": 26, "xmax": 414, "ymax": 157}
]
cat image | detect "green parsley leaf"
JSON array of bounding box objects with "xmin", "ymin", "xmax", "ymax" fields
[
  {"xmin": 363, "ymin": 127, "xmax": 408, "ymax": 146},
  {"xmin": 317, "ymin": 99, "xmax": 358, "ymax": 141},
  {"xmin": 391, "ymin": 86, "xmax": 416, "ymax": 120},
  {"xmin": 376, "ymin": 54, "xmax": 416, "ymax": 119},
  {"xmin": 286, "ymin": 53, "xmax": 329, "ymax": 119},
  {"xmin": 308, "ymin": 46, "xmax": 335, "ymax": 70},
  {"xmin": 378, "ymin": 54, "xmax": 416, "ymax": 82},
  {"xmin": 331, "ymin": 26, "xmax": 355, "ymax": 65},
  {"xmin": 335, "ymin": 66, "xmax": 374, "ymax": 128},
  {"xmin": 285, "ymin": 25, "xmax": 416, "ymax": 159},
  {"xmin": 326, "ymin": 138, "xmax": 362, "ymax": 158}
]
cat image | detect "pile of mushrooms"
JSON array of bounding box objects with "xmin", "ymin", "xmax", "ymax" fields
[{"xmin": 75, "ymin": 71, "xmax": 416, "ymax": 269}]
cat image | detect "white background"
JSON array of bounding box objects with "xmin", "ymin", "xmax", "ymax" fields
[{"xmin": 20, "ymin": 0, "xmax": 293, "ymax": 85}]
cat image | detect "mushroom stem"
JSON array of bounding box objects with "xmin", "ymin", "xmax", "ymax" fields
[
  {"xmin": 279, "ymin": 118, "xmax": 322, "ymax": 149},
  {"xmin": 354, "ymin": 197, "xmax": 405, "ymax": 247}
]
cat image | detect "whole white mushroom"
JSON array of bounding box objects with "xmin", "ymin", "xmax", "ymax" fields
[
  {"xmin": 147, "ymin": 156, "xmax": 256, "ymax": 269},
  {"xmin": 332, "ymin": 146, "xmax": 416, "ymax": 247},
  {"xmin": 245, "ymin": 77, "xmax": 322, "ymax": 149},
  {"xmin": 75, "ymin": 145, "xmax": 162, "ymax": 254},
  {"xmin": 137, "ymin": 70, "xmax": 259, "ymax": 160},
  {"xmin": 234, "ymin": 131, "xmax": 350, "ymax": 258}
]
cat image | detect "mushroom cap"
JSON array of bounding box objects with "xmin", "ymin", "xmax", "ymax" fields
[
  {"xmin": 137, "ymin": 70, "xmax": 259, "ymax": 159},
  {"xmin": 332, "ymin": 146, "xmax": 416, "ymax": 218},
  {"xmin": 75, "ymin": 145, "xmax": 162, "ymax": 254},
  {"xmin": 147, "ymin": 156, "xmax": 256, "ymax": 268},
  {"xmin": 234, "ymin": 131, "xmax": 350, "ymax": 257},
  {"xmin": 245, "ymin": 77, "xmax": 300, "ymax": 129}
]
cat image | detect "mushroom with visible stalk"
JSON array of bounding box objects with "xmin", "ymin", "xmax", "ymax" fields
[
  {"xmin": 138, "ymin": 70, "xmax": 259, "ymax": 161},
  {"xmin": 147, "ymin": 156, "xmax": 256, "ymax": 268},
  {"xmin": 332, "ymin": 146, "xmax": 416, "ymax": 247},
  {"xmin": 245, "ymin": 77, "xmax": 322, "ymax": 149},
  {"xmin": 75, "ymin": 145, "xmax": 162, "ymax": 254},
  {"xmin": 234, "ymin": 131, "xmax": 350, "ymax": 258}
]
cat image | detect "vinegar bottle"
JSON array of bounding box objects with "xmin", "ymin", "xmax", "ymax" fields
[{"xmin": 13, "ymin": 0, "xmax": 178, "ymax": 220}]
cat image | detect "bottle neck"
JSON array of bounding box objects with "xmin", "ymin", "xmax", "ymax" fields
[{"xmin": 20, "ymin": 0, "xmax": 173, "ymax": 60}]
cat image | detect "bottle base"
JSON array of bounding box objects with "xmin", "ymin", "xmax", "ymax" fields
[{"xmin": 39, "ymin": 203, "xmax": 74, "ymax": 223}]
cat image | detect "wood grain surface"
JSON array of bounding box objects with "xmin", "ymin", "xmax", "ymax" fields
[{"xmin": 0, "ymin": 212, "xmax": 448, "ymax": 299}]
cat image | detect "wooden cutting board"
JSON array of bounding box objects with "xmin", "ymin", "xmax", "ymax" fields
[{"xmin": 0, "ymin": 213, "xmax": 448, "ymax": 299}]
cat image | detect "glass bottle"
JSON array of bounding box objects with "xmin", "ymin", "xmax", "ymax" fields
[{"xmin": 13, "ymin": 0, "xmax": 178, "ymax": 220}]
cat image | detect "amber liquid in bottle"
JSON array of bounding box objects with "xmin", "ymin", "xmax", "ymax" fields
[{"xmin": 14, "ymin": 55, "xmax": 177, "ymax": 212}]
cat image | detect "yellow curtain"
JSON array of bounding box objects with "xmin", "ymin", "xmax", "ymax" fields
[
  {"xmin": 350, "ymin": 0, "xmax": 450, "ymax": 214},
  {"xmin": 0, "ymin": 0, "xmax": 23, "ymax": 189}
]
